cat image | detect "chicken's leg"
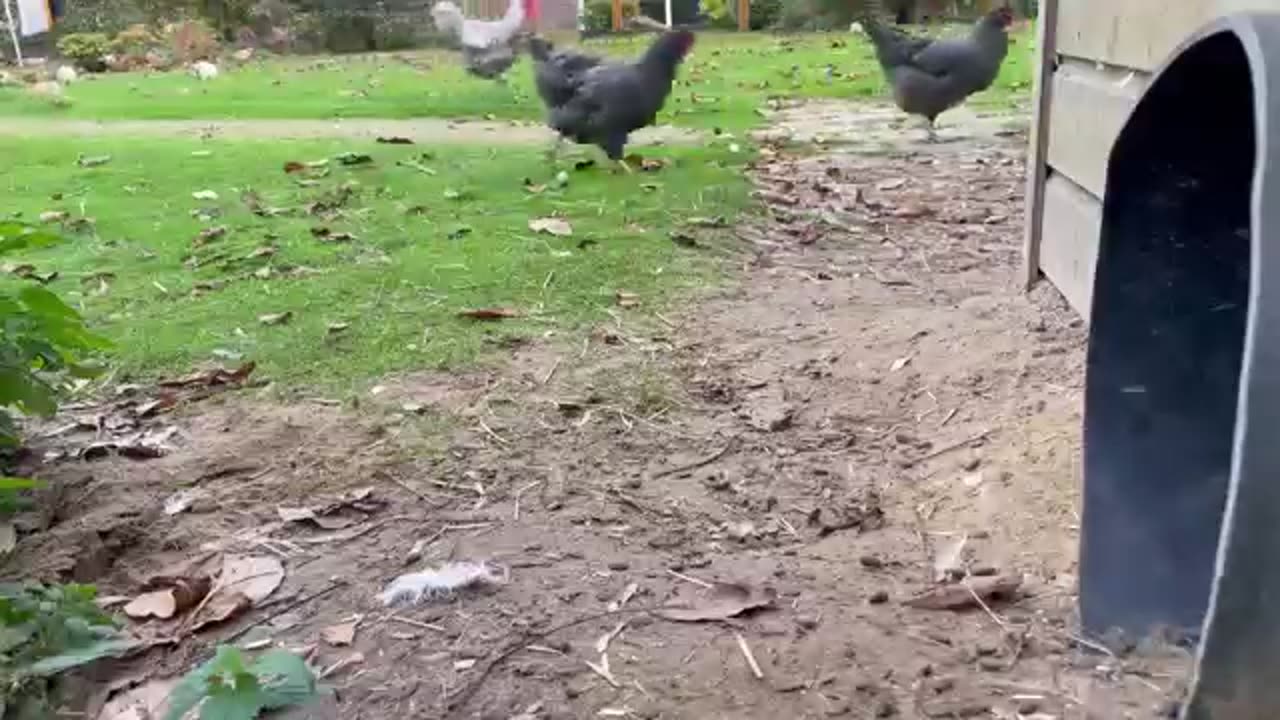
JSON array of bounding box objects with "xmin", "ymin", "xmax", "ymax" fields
[
  {"xmin": 546, "ymin": 134, "xmax": 565, "ymax": 164},
  {"xmin": 924, "ymin": 117, "xmax": 938, "ymax": 143}
]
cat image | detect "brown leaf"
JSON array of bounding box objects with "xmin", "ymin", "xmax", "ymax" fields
[
  {"xmin": 219, "ymin": 554, "xmax": 285, "ymax": 603},
  {"xmin": 284, "ymin": 161, "xmax": 306, "ymax": 174},
  {"xmin": 376, "ymin": 136, "xmax": 414, "ymax": 144},
  {"xmin": 321, "ymin": 619, "xmax": 358, "ymax": 646},
  {"xmin": 158, "ymin": 361, "xmax": 256, "ymax": 388},
  {"xmin": 190, "ymin": 590, "xmax": 253, "ymax": 632},
  {"xmin": 259, "ymin": 311, "xmax": 293, "ymax": 326},
  {"xmin": 902, "ymin": 574, "xmax": 1022, "ymax": 610},
  {"xmin": 657, "ymin": 581, "xmax": 776, "ymax": 622},
  {"xmin": 528, "ymin": 217, "xmax": 572, "ymax": 237},
  {"xmin": 124, "ymin": 575, "xmax": 212, "ymax": 620},
  {"xmin": 193, "ymin": 225, "xmax": 228, "ymax": 246},
  {"xmin": 614, "ymin": 290, "xmax": 640, "ymax": 308},
  {"xmin": 459, "ymin": 308, "xmax": 520, "ymax": 320}
]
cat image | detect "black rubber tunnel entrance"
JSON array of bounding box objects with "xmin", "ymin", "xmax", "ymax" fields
[{"xmin": 1079, "ymin": 13, "xmax": 1280, "ymax": 717}]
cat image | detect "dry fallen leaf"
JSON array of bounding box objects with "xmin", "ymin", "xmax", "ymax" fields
[
  {"xmin": 321, "ymin": 619, "xmax": 358, "ymax": 646},
  {"xmin": 614, "ymin": 290, "xmax": 640, "ymax": 308},
  {"xmin": 657, "ymin": 581, "xmax": 776, "ymax": 622},
  {"xmin": 194, "ymin": 225, "xmax": 228, "ymax": 246},
  {"xmin": 219, "ymin": 554, "xmax": 285, "ymax": 603},
  {"xmin": 191, "ymin": 190, "xmax": 220, "ymax": 201},
  {"xmin": 458, "ymin": 308, "xmax": 520, "ymax": 320},
  {"xmin": 124, "ymin": 575, "xmax": 212, "ymax": 620},
  {"xmin": 284, "ymin": 161, "xmax": 306, "ymax": 174},
  {"xmin": 259, "ymin": 311, "xmax": 293, "ymax": 326},
  {"xmin": 529, "ymin": 217, "xmax": 573, "ymax": 237},
  {"xmin": 190, "ymin": 591, "xmax": 254, "ymax": 632}
]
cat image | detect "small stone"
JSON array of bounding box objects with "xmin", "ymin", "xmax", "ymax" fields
[
  {"xmin": 975, "ymin": 641, "xmax": 1001, "ymax": 657},
  {"xmin": 868, "ymin": 590, "xmax": 890, "ymax": 604},
  {"xmin": 622, "ymin": 477, "xmax": 642, "ymax": 489},
  {"xmin": 977, "ymin": 657, "xmax": 1005, "ymax": 672},
  {"xmin": 969, "ymin": 565, "xmax": 998, "ymax": 577},
  {"xmin": 703, "ymin": 472, "xmax": 732, "ymax": 491},
  {"xmin": 795, "ymin": 614, "xmax": 821, "ymax": 630},
  {"xmin": 916, "ymin": 663, "xmax": 934, "ymax": 678},
  {"xmin": 874, "ymin": 700, "xmax": 897, "ymax": 717},
  {"xmin": 607, "ymin": 561, "xmax": 630, "ymax": 572},
  {"xmin": 859, "ymin": 555, "xmax": 885, "ymax": 569},
  {"xmin": 961, "ymin": 457, "xmax": 982, "ymax": 472},
  {"xmin": 1015, "ymin": 699, "xmax": 1041, "ymax": 715}
]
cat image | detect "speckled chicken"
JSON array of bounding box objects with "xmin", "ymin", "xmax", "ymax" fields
[{"xmin": 863, "ymin": 6, "xmax": 1014, "ymax": 140}]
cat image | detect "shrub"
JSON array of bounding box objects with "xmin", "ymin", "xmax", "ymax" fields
[
  {"xmin": 0, "ymin": 222, "xmax": 109, "ymax": 452},
  {"xmin": 749, "ymin": 0, "xmax": 783, "ymax": 29},
  {"xmin": 54, "ymin": 33, "xmax": 111, "ymax": 71},
  {"xmin": 583, "ymin": 0, "xmax": 638, "ymax": 33},
  {"xmin": 109, "ymin": 23, "xmax": 159, "ymax": 56},
  {"xmin": 0, "ymin": 583, "xmax": 132, "ymax": 717},
  {"xmin": 163, "ymin": 19, "xmax": 221, "ymax": 62}
]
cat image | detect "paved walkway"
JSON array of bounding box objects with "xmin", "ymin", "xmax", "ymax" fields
[{"xmin": 0, "ymin": 117, "xmax": 702, "ymax": 145}]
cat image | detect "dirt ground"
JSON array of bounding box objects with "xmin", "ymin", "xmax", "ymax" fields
[{"xmin": 3, "ymin": 103, "xmax": 1193, "ymax": 719}]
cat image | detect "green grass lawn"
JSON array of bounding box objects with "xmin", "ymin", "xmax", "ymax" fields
[
  {"xmin": 0, "ymin": 29, "xmax": 1034, "ymax": 131},
  {"xmin": 1, "ymin": 137, "xmax": 747, "ymax": 391}
]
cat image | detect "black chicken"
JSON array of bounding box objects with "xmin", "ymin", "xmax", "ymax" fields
[
  {"xmin": 863, "ymin": 6, "xmax": 1014, "ymax": 141},
  {"xmin": 531, "ymin": 29, "xmax": 696, "ymax": 173},
  {"xmin": 529, "ymin": 36, "xmax": 604, "ymax": 158}
]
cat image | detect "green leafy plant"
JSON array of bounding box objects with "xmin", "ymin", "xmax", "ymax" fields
[
  {"xmin": 164, "ymin": 646, "xmax": 323, "ymax": 720},
  {"xmin": 0, "ymin": 583, "xmax": 133, "ymax": 718},
  {"xmin": 0, "ymin": 222, "xmax": 110, "ymax": 449},
  {"xmin": 54, "ymin": 33, "xmax": 112, "ymax": 70}
]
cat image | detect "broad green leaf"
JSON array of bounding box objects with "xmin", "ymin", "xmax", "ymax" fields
[
  {"xmin": 253, "ymin": 650, "xmax": 320, "ymax": 710},
  {"xmin": 0, "ymin": 477, "xmax": 39, "ymax": 490},
  {"xmin": 18, "ymin": 286, "xmax": 79, "ymax": 321},
  {"xmin": 199, "ymin": 689, "xmax": 266, "ymax": 720},
  {"xmin": 0, "ymin": 225, "xmax": 62, "ymax": 256},
  {"xmin": 22, "ymin": 637, "xmax": 136, "ymax": 676}
]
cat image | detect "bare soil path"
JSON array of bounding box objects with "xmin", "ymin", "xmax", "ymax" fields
[
  {"xmin": 4, "ymin": 101, "xmax": 1189, "ymax": 720},
  {"xmin": 0, "ymin": 116, "xmax": 700, "ymax": 145}
]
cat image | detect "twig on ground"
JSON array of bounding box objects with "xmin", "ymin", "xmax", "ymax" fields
[
  {"xmin": 907, "ymin": 428, "xmax": 993, "ymax": 466},
  {"xmin": 478, "ymin": 419, "xmax": 508, "ymax": 445},
  {"xmin": 376, "ymin": 469, "xmax": 444, "ymax": 506},
  {"xmin": 734, "ymin": 632, "xmax": 764, "ymax": 679},
  {"xmin": 513, "ymin": 481, "xmax": 542, "ymax": 520},
  {"xmin": 666, "ymin": 568, "xmax": 713, "ymax": 588},
  {"xmin": 445, "ymin": 603, "xmax": 678, "ymax": 717},
  {"xmin": 650, "ymin": 437, "xmax": 738, "ymax": 480},
  {"xmin": 540, "ymin": 358, "xmax": 560, "ymax": 385},
  {"xmin": 386, "ymin": 615, "xmax": 449, "ymax": 633},
  {"xmin": 225, "ymin": 580, "xmax": 347, "ymax": 643}
]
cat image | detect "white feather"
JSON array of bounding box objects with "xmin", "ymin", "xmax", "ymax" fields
[{"xmin": 379, "ymin": 561, "xmax": 507, "ymax": 606}]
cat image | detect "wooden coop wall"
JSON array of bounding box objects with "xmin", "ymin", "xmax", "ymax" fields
[{"xmin": 1022, "ymin": 0, "xmax": 1279, "ymax": 321}]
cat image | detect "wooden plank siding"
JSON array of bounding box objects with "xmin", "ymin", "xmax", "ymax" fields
[{"xmin": 1024, "ymin": 0, "xmax": 1276, "ymax": 318}]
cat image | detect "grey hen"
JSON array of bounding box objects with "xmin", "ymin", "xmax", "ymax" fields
[
  {"xmin": 541, "ymin": 29, "xmax": 695, "ymax": 172},
  {"xmin": 863, "ymin": 6, "xmax": 1013, "ymax": 140}
]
